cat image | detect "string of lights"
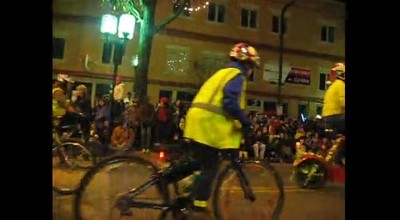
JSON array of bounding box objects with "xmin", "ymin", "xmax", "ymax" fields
[
  {"xmin": 104, "ymin": 0, "xmax": 212, "ymax": 18},
  {"xmin": 173, "ymin": 0, "xmax": 210, "ymax": 14}
]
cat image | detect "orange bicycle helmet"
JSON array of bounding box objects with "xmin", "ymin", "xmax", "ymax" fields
[
  {"xmin": 229, "ymin": 43, "xmax": 260, "ymax": 67},
  {"xmin": 331, "ymin": 62, "xmax": 345, "ymax": 80}
]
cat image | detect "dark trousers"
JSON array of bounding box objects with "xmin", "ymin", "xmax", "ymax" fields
[
  {"xmin": 80, "ymin": 117, "xmax": 91, "ymax": 143},
  {"xmin": 166, "ymin": 141, "xmax": 221, "ymax": 204},
  {"xmin": 156, "ymin": 121, "xmax": 170, "ymax": 143},
  {"xmin": 140, "ymin": 123, "xmax": 152, "ymax": 149},
  {"xmin": 191, "ymin": 142, "xmax": 221, "ymax": 203},
  {"xmin": 111, "ymin": 101, "xmax": 125, "ymax": 123},
  {"xmin": 324, "ymin": 114, "xmax": 345, "ymax": 162},
  {"xmin": 324, "ymin": 114, "xmax": 345, "ymax": 136}
]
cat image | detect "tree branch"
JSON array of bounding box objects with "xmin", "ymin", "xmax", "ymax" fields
[
  {"xmin": 154, "ymin": 0, "xmax": 187, "ymax": 33},
  {"xmin": 126, "ymin": 0, "xmax": 143, "ymax": 22},
  {"xmin": 103, "ymin": 0, "xmax": 144, "ymax": 22}
]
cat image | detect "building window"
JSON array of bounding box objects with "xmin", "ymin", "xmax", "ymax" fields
[
  {"xmin": 263, "ymin": 101, "xmax": 277, "ymax": 115},
  {"xmin": 159, "ymin": 90, "xmax": 173, "ymax": 101},
  {"xmin": 321, "ymin": 25, "xmax": 335, "ymax": 43},
  {"xmin": 282, "ymin": 103, "xmax": 288, "ymax": 115},
  {"xmin": 319, "ymin": 73, "xmax": 329, "ymax": 90},
  {"xmin": 241, "ymin": 8, "xmax": 257, "ymax": 29},
  {"xmin": 177, "ymin": 91, "xmax": 195, "ymax": 102},
  {"xmin": 248, "ymin": 99, "xmax": 261, "ymax": 108},
  {"xmin": 173, "ymin": 0, "xmax": 192, "ymax": 17},
  {"xmin": 208, "ymin": 2, "xmax": 225, "ymax": 23},
  {"xmin": 53, "ymin": 37, "xmax": 65, "ymax": 59},
  {"xmin": 248, "ymin": 68, "xmax": 257, "ymax": 82},
  {"xmin": 198, "ymin": 52, "xmax": 225, "ymax": 82},
  {"xmin": 272, "ymin": 15, "xmax": 287, "ymax": 34},
  {"xmin": 298, "ymin": 104, "xmax": 308, "ymax": 118},
  {"xmin": 166, "ymin": 46, "xmax": 190, "ymax": 75},
  {"xmin": 316, "ymin": 106, "xmax": 323, "ymax": 115},
  {"xmin": 95, "ymin": 83, "xmax": 112, "ymax": 99}
]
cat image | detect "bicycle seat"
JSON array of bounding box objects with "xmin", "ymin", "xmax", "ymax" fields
[
  {"xmin": 61, "ymin": 124, "xmax": 79, "ymax": 130},
  {"xmin": 73, "ymin": 112, "xmax": 88, "ymax": 119}
]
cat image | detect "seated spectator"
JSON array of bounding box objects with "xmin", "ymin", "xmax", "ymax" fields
[
  {"xmin": 110, "ymin": 123, "xmax": 133, "ymax": 150},
  {"xmin": 318, "ymin": 137, "xmax": 332, "ymax": 158},
  {"xmin": 294, "ymin": 136, "xmax": 307, "ymax": 162},
  {"xmin": 294, "ymin": 127, "xmax": 306, "ymax": 140},
  {"xmin": 239, "ymin": 138, "xmax": 249, "ymax": 159},
  {"xmin": 252, "ymin": 129, "xmax": 267, "ymax": 159}
]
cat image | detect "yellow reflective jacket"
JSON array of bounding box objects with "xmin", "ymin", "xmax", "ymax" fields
[
  {"xmin": 52, "ymin": 98, "xmax": 66, "ymax": 118},
  {"xmin": 184, "ymin": 67, "xmax": 246, "ymax": 149},
  {"xmin": 322, "ymin": 79, "xmax": 345, "ymax": 117}
]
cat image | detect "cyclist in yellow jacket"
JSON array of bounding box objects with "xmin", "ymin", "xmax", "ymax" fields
[
  {"xmin": 322, "ymin": 62, "xmax": 345, "ymax": 135},
  {"xmin": 322, "ymin": 63, "xmax": 345, "ymax": 165},
  {"xmin": 182, "ymin": 43, "xmax": 260, "ymax": 219},
  {"xmin": 52, "ymin": 74, "xmax": 74, "ymax": 127}
]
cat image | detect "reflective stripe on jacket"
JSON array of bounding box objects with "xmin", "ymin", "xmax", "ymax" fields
[{"xmin": 184, "ymin": 67, "xmax": 246, "ymax": 149}]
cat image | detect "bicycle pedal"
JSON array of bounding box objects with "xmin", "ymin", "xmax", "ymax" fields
[
  {"xmin": 120, "ymin": 209, "xmax": 133, "ymax": 216},
  {"xmin": 115, "ymin": 195, "xmax": 132, "ymax": 216}
]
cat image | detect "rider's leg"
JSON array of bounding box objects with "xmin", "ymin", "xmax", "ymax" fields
[
  {"xmin": 324, "ymin": 114, "xmax": 345, "ymax": 163},
  {"xmin": 160, "ymin": 154, "xmax": 201, "ymax": 183},
  {"xmin": 189, "ymin": 141, "xmax": 221, "ymax": 216},
  {"xmin": 325, "ymin": 114, "xmax": 345, "ymax": 137}
]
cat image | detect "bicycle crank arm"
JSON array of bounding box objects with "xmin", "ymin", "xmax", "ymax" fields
[
  {"xmin": 243, "ymin": 186, "xmax": 256, "ymax": 202},
  {"xmin": 115, "ymin": 195, "xmax": 133, "ymax": 216}
]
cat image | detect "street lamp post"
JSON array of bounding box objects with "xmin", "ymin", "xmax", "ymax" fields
[
  {"xmin": 277, "ymin": 0, "xmax": 297, "ymax": 110},
  {"xmin": 100, "ymin": 13, "xmax": 135, "ymax": 138}
]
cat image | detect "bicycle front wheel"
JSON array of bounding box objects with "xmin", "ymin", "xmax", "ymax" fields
[
  {"xmin": 58, "ymin": 138, "xmax": 95, "ymax": 169},
  {"xmin": 213, "ymin": 160, "xmax": 285, "ymax": 220},
  {"xmin": 52, "ymin": 139, "xmax": 93, "ymax": 195},
  {"xmin": 74, "ymin": 155, "xmax": 167, "ymax": 220}
]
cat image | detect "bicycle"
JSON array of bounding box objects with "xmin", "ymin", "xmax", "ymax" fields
[
  {"xmin": 73, "ymin": 145, "xmax": 285, "ymax": 220},
  {"xmin": 52, "ymin": 116, "xmax": 96, "ymax": 195},
  {"xmin": 292, "ymin": 132, "xmax": 345, "ymax": 189}
]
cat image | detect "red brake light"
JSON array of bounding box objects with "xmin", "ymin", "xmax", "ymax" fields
[{"xmin": 159, "ymin": 151, "xmax": 165, "ymax": 159}]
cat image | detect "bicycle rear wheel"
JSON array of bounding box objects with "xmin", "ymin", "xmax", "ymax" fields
[
  {"xmin": 213, "ymin": 160, "xmax": 285, "ymax": 220},
  {"xmin": 74, "ymin": 155, "xmax": 167, "ymax": 220}
]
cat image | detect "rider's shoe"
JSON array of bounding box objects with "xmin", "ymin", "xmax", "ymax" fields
[{"xmin": 181, "ymin": 207, "xmax": 216, "ymax": 220}]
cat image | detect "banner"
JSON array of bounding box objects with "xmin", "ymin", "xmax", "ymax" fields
[
  {"xmin": 262, "ymin": 62, "xmax": 291, "ymax": 84},
  {"xmin": 285, "ymin": 67, "xmax": 311, "ymax": 85}
]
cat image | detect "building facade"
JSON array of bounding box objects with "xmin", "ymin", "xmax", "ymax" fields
[{"xmin": 53, "ymin": 0, "xmax": 345, "ymax": 118}]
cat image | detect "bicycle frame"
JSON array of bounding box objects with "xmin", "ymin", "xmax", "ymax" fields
[
  {"xmin": 230, "ymin": 158, "xmax": 256, "ymax": 201},
  {"xmin": 115, "ymin": 177, "xmax": 169, "ymax": 212},
  {"xmin": 52, "ymin": 122, "xmax": 94, "ymax": 170},
  {"xmin": 113, "ymin": 152, "xmax": 257, "ymax": 216},
  {"xmin": 53, "ymin": 113, "xmax": 86, "ymax": 143}
]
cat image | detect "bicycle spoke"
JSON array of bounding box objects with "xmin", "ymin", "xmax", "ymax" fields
[
  {"xmin": 214, "ymin": 161, "xmax": 284, "ymax": 220},
  {"xmin": 60, "ymin": 141, "xmax": 94, "ymax": 169},
  {"xmin": 75, "ymin": 156, "xmax": 168, "ymax": 220},
  {"xmin": 53, "ymin": 145, "xmax": 87, "ymax": 194}
]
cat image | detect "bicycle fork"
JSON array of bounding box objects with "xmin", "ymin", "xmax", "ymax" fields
[{"xmin": 233, "ymin": 160, "xmax": 256, "ymax": 202}]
